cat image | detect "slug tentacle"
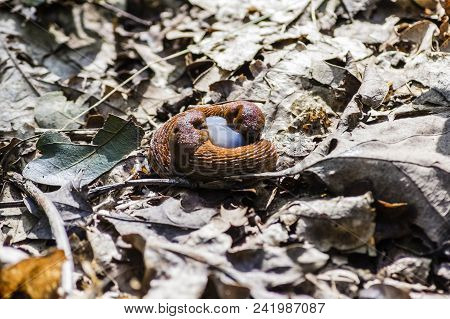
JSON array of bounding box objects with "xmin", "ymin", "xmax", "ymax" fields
[{"xmin": 149, "ymin": 101, "xmax": 278, "ymax": 180}]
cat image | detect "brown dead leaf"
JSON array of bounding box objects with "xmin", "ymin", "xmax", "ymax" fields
[
  {"xmin": 131, "ymin": 196, "xmax": 218, "ymax": 229},
  {"xmin": 397, "ymin": 20, "xmax": 439, "ymax": 54},
  {"xmin": 439, "ymin": 15, "xmax": 450, "ymax": 51},
  {"xmin": 0, "ymin": 249, "xmax": 65, "ymax": 298},
  {"xmin": 220, "ymin": 206, "xmax": 248, "ymax": 227},
  {"xmin": 207, "ymin": 274, "xmax": 250, "ymax": 298},
  {"xmin": 379, "ymin": 255, "xmax": 431, "ymax": 284},
  {"xmin": 1, "ymin": 0, "xmax": 450, "ymax": 300},
  {"xmin": 278, "ymin": 193, "xmax": 376, "ymax": 252},
  {"xmin": 444, "ymin": 0, "xmax": 450, "ymax": 15},
  {"xmin": 359, "ymin": 283, "xmax": 410, "ymax": 298}
]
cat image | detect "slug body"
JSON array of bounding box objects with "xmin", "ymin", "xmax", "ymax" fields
[{"xmin": 149, "ymin": 101, "xmax": 278, "ymax": 180}]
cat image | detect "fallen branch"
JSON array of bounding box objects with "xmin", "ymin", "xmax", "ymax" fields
[{"xmin": 6, "ymin": 172, "xmax": 74, "ymax": 297}]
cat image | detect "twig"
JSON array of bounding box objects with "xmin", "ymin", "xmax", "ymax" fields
[
  {"xmin": 61, "ymin": 2, "xmax": 290, "ymax": 131},
  {"xmin": 2, "ymin": 176, "xmax": 254, "ymax": 209},
  {"xmin": 87, "ymin": 175, "xmax": 256, "ymax": 197},
  {"xmin": 6, "ymin": 172, "xmax": 74, "ymax": 297},
  {"xmin": 0, "ymin": 199, "xmax": 26, "ymax": 209},
  {"xmin": 95, "ymin": 0, "xmax": 152, "ymax": 26},
  {"xmin": 34, "ymin": 78, "xmax": 128, "ymax": 115},
  {"xmin": 34, "ymin": 128, "xmax": 98, "ymax": 141},
  {"xmin": 60, "ymin": 0, "xmax": 305, "ymax": 131},
  {"xmin": 0, "ymin": 38, "xmax": 41, "ymax": 97},
  {"xmin": 61, "ymin": 49, "xmax": 190, "ymax": 129},
  {"xmin": 310, "ymin": 0, "xmax": 318, "ymax": 30},
  {"xmin": 340, "ymin": 0, "xmax": 355, "ymax": 23}
]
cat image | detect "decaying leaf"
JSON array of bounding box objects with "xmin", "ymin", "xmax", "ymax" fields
[
  {"xmin": 0, "ymin": 204, "xmax": 37, "ymax": 244},
  {"xmin": 189, "ymin": 24, "xmax": 269, "ymax": 72},
  {"xmin": 305, "ymin": 113, "xmax": 450, "ymax": 244},
  {"xmin": 188, "ymin": 0, "xmax": 311, "ymax": 71},
  {"xmin": 357, "ymin": 65, "xmax": 390, "ymax": 109},
  {"xmin": 24, "ymin": 175, "xmax": 93, "ymax": 240},
  {"xmin": 359, "ymin": 283, "xmax": 411, "ymax": 299},
  {"xmin": 275, "ymin": 193, "xmax": 375, "ymax": 251},
  {"xmin": 0, "ymin": 34, "xmax": 38, "ymax": 139},
  {"xmin": 397, "ymin": 20, "xmax": 439, "ymax": 54},
  {"xmin": 225, "ymin": 245, "xmax": 307, "ymax": 296},
  {"xmin": 86, "ymin": 227, "xmax": 121, "ymax": 268},
  {"xmin": 0, "ymin": 0, "xmax": 449, "ymax": 300},
  {"xmin": 34, "ymin": 92, "xmax": 89, "ymax": 130},
  {"xmin": 334, "ymin": 16, "xmax": 399, "ymax": 44},
  {"xmin": 380, "ymin": 256, "xmax": 431, "ymax": 284},
  {"xmin": 23, "ymin": 115, "xmax": 144, "ymax": 186},
  {"xmin": 376, "ymin": 52, "xmax": 450, "ymax": 106},
  {"xmin": 131, "ymin": 197, "xmax": 218, "ymax": 229},
  {"xmin": 143, "ymin": 244, "xmax": 209, "ymax": 298}
]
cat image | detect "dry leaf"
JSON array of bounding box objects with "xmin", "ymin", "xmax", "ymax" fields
[{"xmin": 0, "ymin": 250, "xmax": 65, "ymax": 298}]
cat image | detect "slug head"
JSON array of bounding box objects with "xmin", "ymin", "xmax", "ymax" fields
[
  {"xmin": 225, "ymin": 101, "xmax": 265, "ymax": 144},
  {"xmin": 169, "ymin": 110, "xmax": 208, "ymax": 174}
]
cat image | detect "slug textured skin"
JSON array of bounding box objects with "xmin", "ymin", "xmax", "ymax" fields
[{"xmin": 149, "ymin": 101, "xmax": 278, "ymax": 180}]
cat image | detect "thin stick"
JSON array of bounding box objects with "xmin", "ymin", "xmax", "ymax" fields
[
  {"xmin": 61, "ymin": 49, "xmax": 190, "ymax": 130},
  {"xmin": 0, "ymin": 200, "xmax": 26, "ymax": 209},
  {"xmin": 61, "ymin": 0, "xmax": 304, "ymax": 131},
  {"xmin": 3, "ymin": 176, "xmax": 247, "ymax": 208},
  {"xmin": 34, "ymin": 78, "xmax": 128, "ymax": 115},
  {"xmin": 87, "ymin": 178, "xmax": 194, "ymax": 198},
  {"xmin": 96, "ymin": 0, "xmax": 152, "ymax": 26},
  {"xmin": 6, "ymin": 172, "xmax": 74, "ymax": 297},
  {"xmin": 86, "ymin": 175, "xmax": 255, "ymax": 197},
  {"xmin": 34, "ymin": 128, "xmax": 98, "ymax": 136},
  {"xmin": 60, "ymin": 4, "xmax": 287, "ymax": 131},
  {"xmin": 0, "ymin": 38, "xmax": 41, "ymax": 97}
]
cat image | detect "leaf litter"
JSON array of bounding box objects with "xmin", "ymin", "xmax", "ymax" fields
[{"xmin": 0, "ymin": 0, "xmax": 449, "ymax": 299}]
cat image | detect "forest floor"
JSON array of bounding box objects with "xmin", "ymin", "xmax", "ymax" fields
[{"xmin": 0, "ymin": 0, "xmax": 449, "ymax": 298}]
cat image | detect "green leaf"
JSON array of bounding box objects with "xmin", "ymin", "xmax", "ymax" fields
[{"xmin": 23, "ymin": 115, "xmax": 144, "ymax": 186}]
